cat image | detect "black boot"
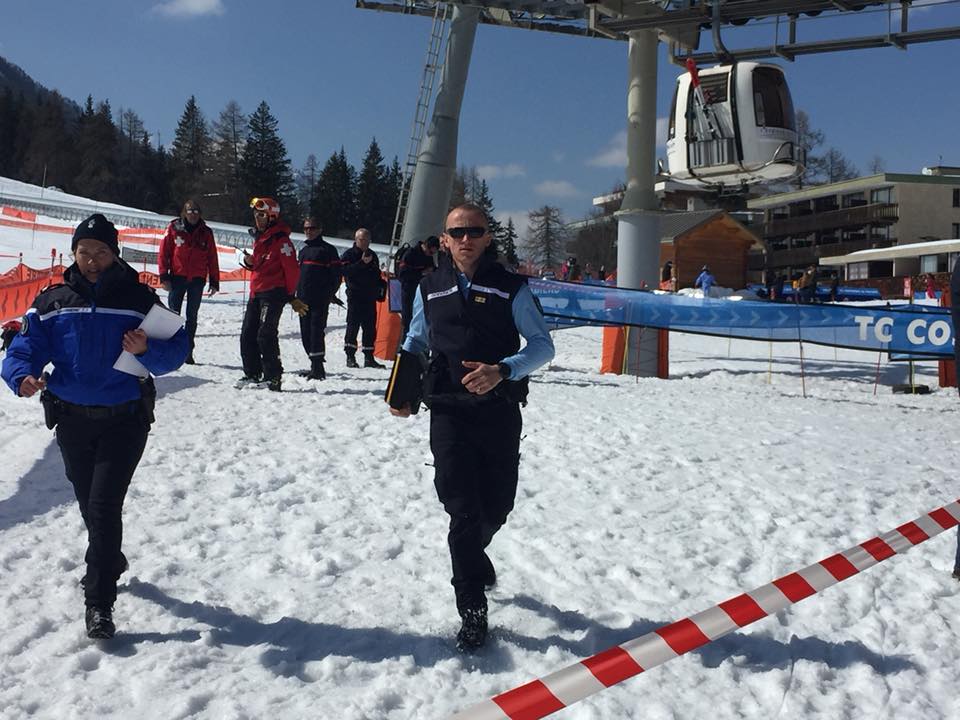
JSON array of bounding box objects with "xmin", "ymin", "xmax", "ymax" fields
[
  {"xmin": 456, "ymin": 605, "xmax": 488, "ymax": 652},
  {"xmin": 85, "ymin": 606, "xmax": 116, "ymax": 639},
  {"xmin": 267, "ymin": 377, "xmax": 282, "ymax": 392},
  {"xmin": 307, "ymin": 358, "xmax": 326, "ymax": 380},
  {"xmin": 345, "ymin": 352, "xmax": 359, "ymax": 369},
  {"xmin": 363, "ymin": 351, "xmax": 385, "ymax": 369}
]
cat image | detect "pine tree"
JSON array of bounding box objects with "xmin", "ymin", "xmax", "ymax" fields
[
  {"xmin": 72, "ymin": 99, "xmax": 119, "ymax": 202},
  {"xmin": 210, "ymin": 100, "xmax": 247, "ymax": 222},
  {"xmin": 525, "ymin": 206, "xmax": 567, "ymax": 271},
  {"xmin": 313, "ymin": 147, "xmax": 357, "ymax": 237},
  {"xmin": 822, "ymin": 148, "xmax": 859, "ymax": 184},
  {"xmin": 296, "ymin": 154, "xmax": 320, "ymax": 218},
  {"xmin": 170, "ymin": 95, "xmax": 212, "ymax": 205},
  {"xmin": 356, "ymin": 138, "xmax": 391, "ymax": 243},
  {"xmin": 0, "ymin": 88, "xmax": 22, "ymax": 177},
  {"xmin": 19, "ymin": 91, "xmax": 76, "ymax": 191},
  {"xmin": 116, "ymin": 107, "xmax": 151, "ymax": 207},
  {"xmin": 794, "ymin": 110, "xmax": 826, "ymax": 189},
  {"xmin": 241, "ymin": 101, "xmax": 296, "ymax": 223},
  {"xmin": 385, "ymin": 155, "xmax": 403, "ymax": 242},
  {"xmin": 498, "ymin": 217, "xmax": 520, "ymax": 269}
]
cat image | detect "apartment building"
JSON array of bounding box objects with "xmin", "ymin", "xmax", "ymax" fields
[{"xmin": 747, "ymin": 167, "xmax": 960, "ymax": 280}]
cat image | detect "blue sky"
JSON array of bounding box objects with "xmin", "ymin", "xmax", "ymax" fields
[{"xmin": 3, "ymin": 1, "xmax": 960, "ymax": 234}]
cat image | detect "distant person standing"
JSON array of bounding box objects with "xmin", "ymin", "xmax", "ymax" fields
[
  {"xmin": 798, "ymin": 265, "xmax": 817, "ymax": 304},
  {"xmin": 296, "ymin": 217, "xmax": 341, "ymax": 381},
  {"xmin": 238, "ymin": 197, "xmax": 303, "ymax": 392},
  {"xmin": 2, "ymin": 213, "xmax": 189, "ymax": 639},
  {"xmin": 340, "ymin": 228, "xmax": 385, "ymax": 369},
  {"xmin": 158, "ymin": 200, "xmax": 220, "ymax": 364},
  {"xmin": 695, "ymin": 265, "xmax": 715, "ymax": 298},
  {"xmin": 397, "ymin": 235, "xmax": 440, "ymax": 339},
  {"xmin": 925, "ymin": 273, "xmax": 938, "ymax": 300}
]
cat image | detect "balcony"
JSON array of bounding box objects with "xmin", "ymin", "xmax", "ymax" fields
[{"xmin": 763, "ymin": 202, "xmax": 898, "ymax": 238}]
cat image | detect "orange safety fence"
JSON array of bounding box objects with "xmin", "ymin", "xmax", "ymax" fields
[
  {"xmin": 601, "ymin": 325, "xmax": 669, "ymax": 378},
  {"xmin": 374, "ymin": 294, "xmax": 402, "ymax": 362},
  {"xmin": 939, "ymin": 287, "xmax": 956, "ymax": 388},
  {"xmin": 0, "ymin": 263, "xmax": 67, "ymax": 322},
  {"xmin": 2, "ymin": 207, "xmax": 37, "ymax": 222}
]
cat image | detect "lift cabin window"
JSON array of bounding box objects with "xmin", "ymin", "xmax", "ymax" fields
[{"xmin": 752, "ymin": 67, "xmax": 795, "ymax": 130}]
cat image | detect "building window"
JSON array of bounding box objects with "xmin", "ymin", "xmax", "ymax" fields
[
  {"xmin": 920, "ymin": 255, "xmax": 940, "ymax": 274},
  {"xmin": 842, "ymin": 192, "xmax": 866, "ymax": 208},
  {"xmin": 870, "ymin": 187, "xmax": 892, "ymax": 204},
  {"xmin": 847, "ymin": 262, "xmax": 869, "ymax": 280},
  {"xmin": 953, "ymin": 223, "xmax": 960, "ymax": 238},
  {"xmin": 953, "ymin": 188, "xmax": 960, "ymax": 207}
]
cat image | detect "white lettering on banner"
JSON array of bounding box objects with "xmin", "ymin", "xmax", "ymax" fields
[
  {"xmin": 929, "ymin": 320, "xmax": 952, "ymax": 346},
  {"xmin": 857, "ymin": 315, "xmax": 954, "ymax": 348},
  {"xmin": 876, "ymin": 317, "xmax": 893, "ymax": 342}
]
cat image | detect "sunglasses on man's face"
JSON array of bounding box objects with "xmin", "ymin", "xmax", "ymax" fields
[
  {"xmin": 254, "ymin": 211, "xmax": 268, "ymax": 218},
  {"xmin": 303, "ymin": 225, "xmax": 318, "ymax": 231},
  {"xmin": 185, "ymin": 208, "xmax": 200, "ymax": 214},
  {"xmin": 446, "ymin": 226, "xmax": 487, "ymax": 239}
]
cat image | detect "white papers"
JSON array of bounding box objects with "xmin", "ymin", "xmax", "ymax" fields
[{"xmin": 113, "ymin": 304, "xmax": 185, "ymax": 377}]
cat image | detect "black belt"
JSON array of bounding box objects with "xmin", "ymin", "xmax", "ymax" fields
[{"xmin": 58, "ymin": 398, "xmax": 141, "ymax": 420}]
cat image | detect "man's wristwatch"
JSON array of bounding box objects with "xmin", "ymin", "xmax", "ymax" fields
[{"xmin": 497, "ymin": 362, "xmax": 512, "ymax": 380}]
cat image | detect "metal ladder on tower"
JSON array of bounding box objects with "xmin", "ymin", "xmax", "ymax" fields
[{"xmin": 388, "ymin": 1, "xmax": 450, "ymax": 266}]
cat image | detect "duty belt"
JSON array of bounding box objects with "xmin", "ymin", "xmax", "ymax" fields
[{"xmin": 58, "ymin": 398, "xmax": 141, "ymax": 420}]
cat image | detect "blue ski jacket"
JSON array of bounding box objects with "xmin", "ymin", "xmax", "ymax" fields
[{"xmin": 2, "ymin": 261, "xmax": 189, "ymax": 406}]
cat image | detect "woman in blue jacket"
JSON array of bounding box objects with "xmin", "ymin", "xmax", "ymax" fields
[{"xmin": 2, "ymin": 214, "xmax": 189, "ymax": 639}]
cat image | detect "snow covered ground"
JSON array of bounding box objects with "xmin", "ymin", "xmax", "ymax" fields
[{"xmin": 1, "ymin": 218, "xmax": 959, "ymax": 719}]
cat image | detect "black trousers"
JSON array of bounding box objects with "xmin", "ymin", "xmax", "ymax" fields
[
  {"xmin": 56, "ymin": 412, "xmax": 148, "ymax": 608},
  {"xmin": 430, "ymin": 400, "xmax": 522, "ymax": 613},
  {"xmin": 167, "ymin": 276, "xmax": 205, "ymax": 353},
  {"xmin": 344, "ymin": 297, "xmax": 377, "ymax": 354},
  {"xmin": 240, "ymin": 294, "xmax": 286, "ymax": 380},
  {"xmin": 299, "ymin": 300, "xmax": 331, "ymax": 360}
]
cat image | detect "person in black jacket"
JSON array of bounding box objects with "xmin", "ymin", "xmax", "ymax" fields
[
  {"xmin": 390, "ymin": 203, "xmax": 555, "ymax": 651},
  {"xmin": 296, "ymin": 217, "xmax": 341, "ymax": 380},
  {"xmin": 397, "ymin": 235, "xmax": 440, "ymax": 340},
  {"xmin": 1, "ymin": 214, "xmax": 189, "ymax": 640},
  {"xmin": 340, "ymin": 227, "xmax": 385, "ymax": 369}
]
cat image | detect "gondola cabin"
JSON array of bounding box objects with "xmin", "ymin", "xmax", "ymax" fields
[{"xmin": 666, "ymin": 61, "xmax": 804, "ymax": 187}]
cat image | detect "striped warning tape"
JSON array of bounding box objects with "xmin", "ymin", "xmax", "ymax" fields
[{"xmin": 451, "ymin": 499, "xmax": 960, "ymax": 720}]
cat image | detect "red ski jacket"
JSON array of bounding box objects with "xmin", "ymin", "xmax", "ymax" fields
[
  {"xmin": 247, "ymin": 220, "xmax": 299, "ymax": 298},
  {"xmin": 159, "ymin": 218, "xmax": 220, "ymax": 288}
]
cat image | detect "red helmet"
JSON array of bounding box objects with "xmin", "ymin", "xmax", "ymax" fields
[{"xmin": 250, "ymin": 196, "xmax": 280, "ymax": 221}]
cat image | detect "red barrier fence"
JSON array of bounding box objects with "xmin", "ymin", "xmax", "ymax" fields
[{"xmin": 0, "ymin": 263, "xmax": 66, "ymax": 322}]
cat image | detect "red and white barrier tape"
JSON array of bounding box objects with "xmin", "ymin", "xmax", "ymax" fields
[{"xmin": 452, "ymin": 499, "xmax": 960, "ymax": 720}]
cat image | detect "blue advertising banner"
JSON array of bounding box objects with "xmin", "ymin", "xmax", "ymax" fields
[{"xmin": 528, "ymin": 278, "xmax": 956, "ymax": 358}]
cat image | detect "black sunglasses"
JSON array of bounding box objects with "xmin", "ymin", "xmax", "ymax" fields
[
  {"xmin": 446, "ymin": 226, "xmax": 486, "ymax": 239},
  {"xmin": 303, "ymin": 225, "xmax": 318, "ymax": 231}
]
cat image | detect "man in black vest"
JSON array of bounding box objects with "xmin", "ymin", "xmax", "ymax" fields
[
  {"xmin": 296, "ymin": 217, "xmax": 341, "ymax": 380},
  {"xmin": 390, "ymin": 203, "xmax": 555, "ymax": 651}
]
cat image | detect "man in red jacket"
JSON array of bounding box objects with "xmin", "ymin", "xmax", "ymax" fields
[
  {"xmin": 238, "ymin": 197, "xmax": 303, "ymax": 392},
  {"xmin": 159, "ymin": 199, "xmax": 220, "ymax": 364}
]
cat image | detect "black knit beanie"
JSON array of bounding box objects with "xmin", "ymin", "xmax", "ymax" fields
[{"xmin": 72, "ymin": 214, "xmax": 119, "ymax": 255}]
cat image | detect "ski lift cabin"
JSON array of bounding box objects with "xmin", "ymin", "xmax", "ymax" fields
[{"xmin": 666, "ymin": 62, "xmax": 804, "ymax": 187}]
